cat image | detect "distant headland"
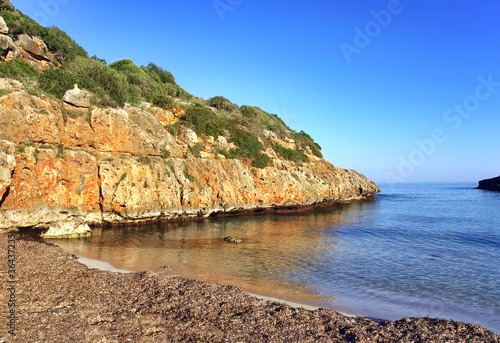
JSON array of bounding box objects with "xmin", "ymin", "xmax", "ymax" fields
[{"xmin": 477, "ymin": 175, "xmax": 500, "ymax": 191}]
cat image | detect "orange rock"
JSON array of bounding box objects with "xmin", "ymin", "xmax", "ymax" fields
[{"xmin": 0, "ymin": 87, "xmax": 380, "ymax": 229}]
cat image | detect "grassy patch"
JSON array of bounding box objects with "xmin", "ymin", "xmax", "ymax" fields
[
  {"xmin": 183, "ymin": 168, "xmax": 195, "ymax": 182},
  {"xmin": 188, "ymin": 142, "xmax": 203, "ymax": 158},
  {"xmin": 137, "ymin": 155, "xmax": 152, "ymax": 166},
  {"xmin": 160, "ymin": 149, "xmax": 170, "ymax": 159}
]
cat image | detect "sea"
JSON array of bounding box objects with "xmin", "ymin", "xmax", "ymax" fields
[{"xmin": 47, "ymin": 183, "xmax": 500, "ymax": 333}]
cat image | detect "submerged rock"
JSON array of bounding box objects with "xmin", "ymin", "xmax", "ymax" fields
[
  {"xmin": 224, "ymin": 236, "xmax": 243, "ymax": 243},
  {"xmin": 477, "ymin": 175, "xmax": 500, "ymax": 191}
]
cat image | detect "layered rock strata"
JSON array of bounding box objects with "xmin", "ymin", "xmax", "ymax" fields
[{"xmin": 0, "ymin": 86, "xmax": 380, "ymax": 231}]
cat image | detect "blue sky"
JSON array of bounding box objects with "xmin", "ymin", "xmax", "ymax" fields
[{"xmin": 13, "ymin": 0, "xmax": 500, "ymax": 183}]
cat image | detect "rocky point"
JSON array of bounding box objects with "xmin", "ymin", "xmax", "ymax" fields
[{"xmin": 0, "ymin": 83, "xmax": 380, "ymax": 236}]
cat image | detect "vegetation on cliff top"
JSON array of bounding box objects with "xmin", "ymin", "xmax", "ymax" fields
[{"xmin": 0, "ymin": 0, "xmax": 323, "ymax": 168}]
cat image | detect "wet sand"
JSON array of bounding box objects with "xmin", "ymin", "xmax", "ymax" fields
[{"xmin": 1, "ymin": 231, "xmax": 498, "ymax": 342}]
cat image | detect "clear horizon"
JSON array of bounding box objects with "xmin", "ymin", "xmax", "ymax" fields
[{"xmin": 12, "ymin": 0, "xmax": 500, "ymax": 184}]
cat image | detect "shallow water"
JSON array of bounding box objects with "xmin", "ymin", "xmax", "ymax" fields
[{"xmin": 48, "ymin": 183, "xmax": 500, "ymax": 333}]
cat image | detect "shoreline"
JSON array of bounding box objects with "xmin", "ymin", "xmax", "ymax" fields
[
  {"xmin": 1, "ymin": 233, "xmax": 498, "ymax": 342},
  {"xmin": 77, "ymin": 254, "xmax": 358, "ymax": 317}
]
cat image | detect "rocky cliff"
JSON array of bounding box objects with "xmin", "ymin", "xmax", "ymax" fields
[
  {"xmin": 477, "ymin": 176, "xmax": 500, "ymax": 192},
  {"xmin": 0, "ymin": 2, "xmax": 379, "ymax": 235},
  {"xmin": 0, "ymin": 83, "xmax": 379, "ymax": 233}
]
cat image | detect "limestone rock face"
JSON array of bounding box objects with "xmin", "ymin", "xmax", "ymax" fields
[
  {"xmin": 179, "ymin": 128, "xmax": 198, "ymax": 148},
  {"xmin": 0, "ymin": 16, "xmax": 8, "ymax": 34},
  {"xmin": 0, "ymin": 141, "xmax": 15, "ymax": 201},
  {"xmin": 0, "ymin": 33, "xmax": 16, "ymax": 57},
  {"xmin": 63, "ymin": 84, "xmax": 91, "ymax": 108},
  {"xmin": 41, "ymin": 219, "xmax": 92, "ymax": 238},
  {"xmin": 0, "ymin": 86, "xmax": 380, "ymax": 229}
]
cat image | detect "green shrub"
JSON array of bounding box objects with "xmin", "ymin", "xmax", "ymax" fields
[
  {"xmin": 17, "ymin": 145, "xmax": 25, "ymax": 153},
  {"xmin": 183, "ymin": 169, "xmax": 195, "ymax": 182},
  {"xmin": 39, "ymin": 56, "xmax": 141, "ymax": 107},
  {"xmin": 120, "ymin": 172, "xmax": 127, "ymax": 181},
  {"xmin": 207, "ymin": 96, "xmax": 238, "ymax": 112},
  {"xmin": 252, "ymin": 153, "xmax": 272, "ymax": 168},
  {"xmin": 188, "ymin": 142, "xmax": 204, "ymax": 158},
  {"xmin": 110, "ymin": 59, "xmax": 160, "ymax": 99},
  {"xmin": 90, "ymin": 55, "xmax": 107, "ymax": 64},
  {"xmin": 181, "ymin": 104, "xmax": 227, "ymax": 139},
  {"xmin": 273, "ymin": 144, "xmax": 309, "ymax": 163},
  {"xmin": 292, "ymin": 130, "xmax": 323, "ymax": 158},
  {"xmin": 43, "ymin": 26, "xmax": 88, "ymax": 62},
  {"xmin": 229, "ymin": 129, "xmax": 264, "ymax": 159},
  {"xmin": 56, "ymin": 145, "xmax": 64, "ymax": 159},
  {"xmin": 160, "ymin": 149, "xmax": 170, "ymax": 159},
  {"xmin": 143, "ymin": 62, "xmax": 176, "ymax": 85},
  {"xmin": 168, "ymin": 122, "xmax": 180, "ymax": 136},
  {"xmin": 0, "ymin": 88, "xmax": 11, "ymax": 97},
  {"xmin": 0, "ymin": 59, "xmax": 39, "ymax": 81},
  {"xmin": 0, "ymin": 7, "xmax": 44, "ymax": 36},
  {"xmin": 137, "ymin": 156, "xmax": 151, "ymax": 166},
  {"xmin": 214, "ymin": 147, "xmax": 230, "ymax": 159},
  {"xmin": 152, "ymin": 94, "xmax": 174, "ymax": 109},
  {"xmin": 240, "ymin": 105, "xmax": 257, "ymax": 118},
  {"xmin": 0, "ymin": 1, "xmax": 14, "ymax": 10},
  {"xmin": 0, "ymin": 7, "xmax": 87, "ymax": 62}
]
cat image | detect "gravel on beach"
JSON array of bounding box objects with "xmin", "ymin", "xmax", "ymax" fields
[{"xmin": 1, "ymin": 231, "xmax": 498, "ymax": 342}]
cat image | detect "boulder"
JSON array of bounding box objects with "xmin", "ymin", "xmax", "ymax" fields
[
  {"xmin": 15, "ymin": 34, "xmax": 51, "ymax": 61},
  {"xmin": 63, "ymin": 84, "xmax": 92, "ymax": 108},
  {"xmin": 41, "ymin": 219, "xmax": 92, "ymax": 238},
  {"xmin": 179, "ymin": 128, "xmax": 198, "ymax": 148},
  {"xmin": 477, "ymin": 175, "xmax": 500, "ymax": 191},
  {"xmin": 0, "ymin": 16, "xmax": 9, "ymax": 34},
  {"xmin": 0, "ymin": 34, "xmax": 16, "ymax": 55}
]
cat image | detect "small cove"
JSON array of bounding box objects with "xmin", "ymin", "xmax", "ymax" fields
[{"xmin": 47, "ymin": 183, "xmax": 500, "ymax": 333}]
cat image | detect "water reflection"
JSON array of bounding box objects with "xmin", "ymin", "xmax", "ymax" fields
[{"xmin": 48, "ymin": 201, "xmax": 376, "ymax": 307}]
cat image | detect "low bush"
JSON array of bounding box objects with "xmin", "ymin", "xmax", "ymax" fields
[
  {"xmin": 39, "ymin": 56, "xmax": 139, "ymax": 107},
  {"xmin": 240, "ymin": 105, "xmax": 257, "ymax": 118},
  {"xmin": 0, "ymin": 59, "xmax": 39, "ymax": 81},
  {"xmin": 273, "ymin": 144, "xmax": 309, "ymax": 163},
  {"xmin": 229, "ymin": 129, "xmax": 264, "ymax": 159},
  {"xmin": 160, "ymin": 149, "xmax": 170, "ymax": 159},
  {"xmin": 143, "ymin": 63, "xmax": 176, "ymax": 85},
  {"xmin": 152, "ymin": 94, "xmax": 174, "ymax": 109},
  {"xmin": 292, "ymin": 130, "xmax": 323, "ymax": 158},
  {"xmin": 207, "ymin": 96, "xmax": 238, "ymax": 112},
  {"xmin": 252, "ymin": 153, "xmax": 272, "ymax": 168},
  {"xmin": 181, "ymin": 104, "xmax": 227, "ymax": 139},
  {"xmin": 188, "ymin": 142, "xmax": 204, "ymax": 158}
]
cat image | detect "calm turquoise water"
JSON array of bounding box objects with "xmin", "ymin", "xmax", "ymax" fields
[{"xmin": 49, "ymin": 183, "xmax": 500, "ymax": 333}]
